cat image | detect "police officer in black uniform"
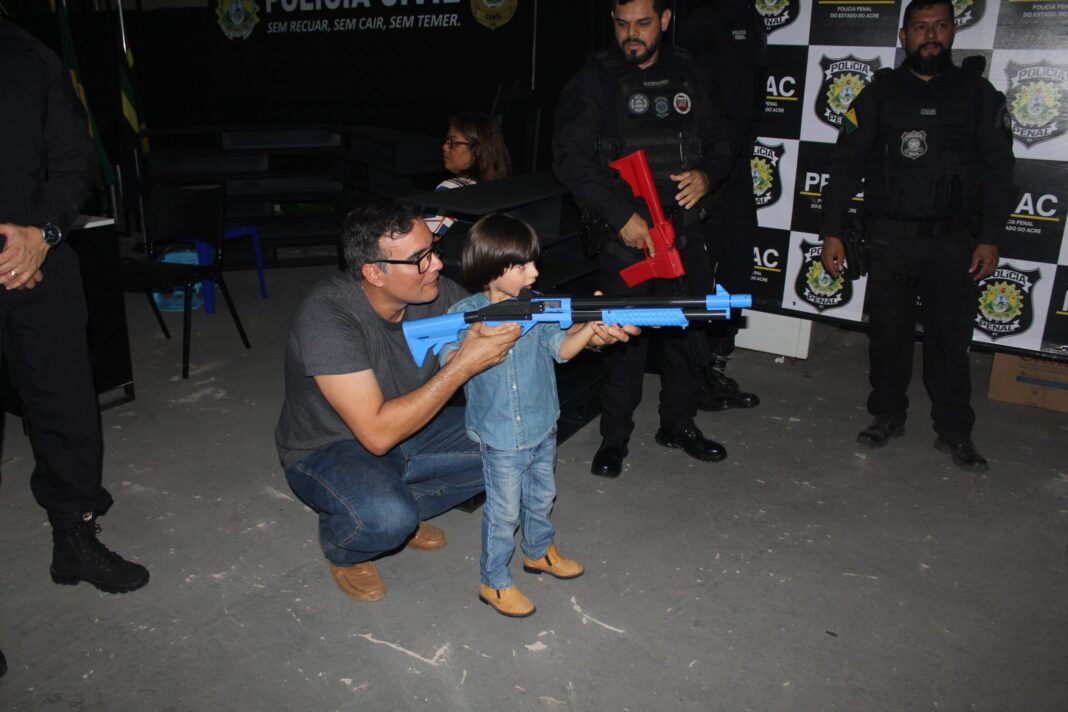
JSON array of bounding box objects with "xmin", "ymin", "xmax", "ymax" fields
[
  {"xmin": 677, "ymin": 0, "xmax": 766, "ymax": 411},
  {"xmin": 820, "ymin": 0, "xmax": 1015, "ymax": 472},
  {"xmin": 0, "ymin": 20, "xmax": 150, "ymax": 673},
  {"xmin": 553, "ymin": 0, "xmax": 738, "ymax": 478}
]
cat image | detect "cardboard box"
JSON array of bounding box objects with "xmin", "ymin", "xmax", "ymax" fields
[{"xmin": 987, "ymin": 353, "xmax": 1068, "ymax": 414}]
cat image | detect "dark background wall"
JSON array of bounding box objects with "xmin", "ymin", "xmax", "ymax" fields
[
  {"xmin": 12, "ymin": 0, "xmax": 1067, "ymax": 356},
  {"xmin": 10, "ymin": 1, "xmax": 622, "ymax": 176}
]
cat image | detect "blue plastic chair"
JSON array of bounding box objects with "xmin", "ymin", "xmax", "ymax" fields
[{"xmin": 191, "ymin": 225, "xmax": 268, "ymax": 314}]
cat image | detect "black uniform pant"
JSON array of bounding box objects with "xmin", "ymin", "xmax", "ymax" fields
[
  {"xmin": 0, "ymin": 245, "xmax": 112, "ymax": 525},
  {"xmin": 596, "ymin": 223, "xmax": 711, "ymax": 444},
  {"xmin": 865, "ymin": 230, "xmax": 977, "ymax": 439},
  {"xmin": 702, "ymin": 137, "xmax": 757, "ymax": 354}
]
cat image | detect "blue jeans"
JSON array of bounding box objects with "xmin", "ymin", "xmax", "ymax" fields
[
  {"xmin": 479, "ymin": 428, "xmax": 557, "ymax": 589},
  {"xmin": 284, "ymin": 407, "xmax": 484, "ymax": 565}
]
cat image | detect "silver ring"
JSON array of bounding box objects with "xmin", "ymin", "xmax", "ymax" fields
[{"xmin": 9, "ymin": 270, "xmax": 16, "ymax": 277}]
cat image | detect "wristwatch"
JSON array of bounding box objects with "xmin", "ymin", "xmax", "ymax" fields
[{"xmin": 41, "ymin": 223, "xmax": 63, "ymax": 248}]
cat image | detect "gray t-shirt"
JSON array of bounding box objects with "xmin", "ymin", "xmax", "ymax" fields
[{"xmin": 274, "ymin": 271, "xmax": 468, "ymax": 469}]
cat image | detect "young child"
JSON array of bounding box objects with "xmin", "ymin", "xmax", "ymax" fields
[{"xmin": 441, "ymin": 213, "xmax": 596, "ymax": 618}]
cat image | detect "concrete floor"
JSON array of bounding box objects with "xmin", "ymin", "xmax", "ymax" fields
[{"xmin": 1, "ymin": 264, "xmax": 1066, "ymax": 712}]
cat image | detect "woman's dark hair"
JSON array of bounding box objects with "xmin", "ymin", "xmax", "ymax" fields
[
  {"xmin": 462, "ymin": 213, "xmax": 540, "ymax": 292},
  {"xmin": 450, "ymin": 112, "xmax": 513, "ymax": 182},
  {"xmin": 341, "ymin": 199, "xmax": 418, "ymax": 280}
]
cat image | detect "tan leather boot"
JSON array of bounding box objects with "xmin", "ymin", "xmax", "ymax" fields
[
  {"xmin": 478, "ymin": 584, "xmax": 535, "ymax": 618},
  {"xmin": 406, "ymin": 521, "xmax": 447, "ymax": 550},
  {"xmin": 328, "ymin": 561, "xmax": 386, "ymax": 601},
  {"xmin": 523, "ymin": 543, "xmax": 584, "ymax": 580}
]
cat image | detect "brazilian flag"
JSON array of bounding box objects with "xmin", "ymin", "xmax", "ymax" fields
[
  {"xmin": 51, "ymin": 0, "xmax": 117, "ymax": 216},
  {"xmin": 119, "ymin": 32, "xmax": 148, "ymax": 153},
  {"xmin": 842, "ymin": 107, "xmax": 859, "ymax": 134},
  {"xmin": 116, "ymin": 1, "xmax": 149, "ymax": 231}
]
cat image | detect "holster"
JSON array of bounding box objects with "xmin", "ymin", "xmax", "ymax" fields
[
  {"xmin": 579, "ymin": 207, "xmax": 611, "ymax": 259},
  {"xmin": 841, "ymin": 217, "xmax": 870, "ymax": 281}
]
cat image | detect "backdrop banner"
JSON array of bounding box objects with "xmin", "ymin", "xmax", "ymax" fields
[{"xmin": 748, "ymin": 0, "xmax": 1068, "ymax": 357}]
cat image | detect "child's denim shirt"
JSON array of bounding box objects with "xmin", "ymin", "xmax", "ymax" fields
[{"xmin": 440, "ymin": 292, "xmax": 569, "ymax": 451}]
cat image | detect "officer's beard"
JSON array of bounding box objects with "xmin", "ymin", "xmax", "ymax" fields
[
  {"xmin": 620, "ymin": 35, "xmax": 661, "ymax": 66},
  {"xmin": 906, "ymin": 42, "xmax": 953, "ymax": 77}
]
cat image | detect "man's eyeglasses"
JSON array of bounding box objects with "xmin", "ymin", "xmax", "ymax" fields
[
  {"xmin": 375, "ymin": 240, "xmax": 443, "ymax": 274},
  {"xmin": 442, "ymin": 137, "xmax": 472, "ymax": 148}
]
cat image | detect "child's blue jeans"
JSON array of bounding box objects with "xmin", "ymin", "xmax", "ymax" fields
[{"xmin": 479, "ymin": 428, "xmax": 557, "ymax": 589}]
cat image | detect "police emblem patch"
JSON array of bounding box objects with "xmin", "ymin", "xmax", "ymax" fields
[
  {"xmin": 472, "ymin": 0, "xmax": 518, "ymax": 30},
  {"xmin": 674, "ymin": 92, "xmax": 692, "ymax": 115},
  {"xmin": 629, "ymin": 93, "xmax": 650, "ymax": 115},
  {"xmin": 975, "ymin": 265, "xmax": 1041, "ymax": 340},
  {"xmin": 794, "ymin": 240, "xmax": 852, "ymax": 312},
  {"xmin": 900, "ymin": 130, "xmax": 928, "ymax": 160},
  {"xmin": 216, "ymin": 0, "xmax": 259, "ymax": 40},
  {"xmin": 751, "ymin": 141, "xmax": 786, "ymax": 209},
  {"xmin": 817, "ymin": 55, "xmax": 881, "ymax": 130},
  {"xmin": 755, "ymin": 0, "xmax": 797, "ymax": 33},
  {"xmin": 654, "ymin": 96, "xmax": 671, "ymax": 119},
  {"xmin": 1005, "ymin": 60, "xmax": 1068, "ymax": 148},
  {"xmin": 953, "ymin": 0, "xmax": 985, "ymax": 31}
]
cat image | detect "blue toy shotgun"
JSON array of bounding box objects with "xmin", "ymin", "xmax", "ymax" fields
[{"xmin": 403, "ymin": 285, "xmax": 752, "ymax": 366}]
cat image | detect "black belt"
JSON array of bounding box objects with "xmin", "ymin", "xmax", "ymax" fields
[{"xmin": 867, "ymin": 215, "xmax": 971, "ymax": 239}]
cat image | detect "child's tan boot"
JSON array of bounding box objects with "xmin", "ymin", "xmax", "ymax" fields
[
  {"xmin": 523, "ymin": 543, "xmax": 584, "ymax": 580},
  {"xmin": 479, "ymin": 583, "xmax": 535, "ymax": 618}
]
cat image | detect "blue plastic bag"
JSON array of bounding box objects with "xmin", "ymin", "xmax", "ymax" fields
[{"xmin": 152, "ymin": 248, "xmax": 204, "ymax": 312}]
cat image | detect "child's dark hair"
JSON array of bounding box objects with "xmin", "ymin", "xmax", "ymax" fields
[{"xmin": 462, "ymin": 213, "xmax": 540, "ymax": 292}]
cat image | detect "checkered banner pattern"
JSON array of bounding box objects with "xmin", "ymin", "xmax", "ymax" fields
[{"xmin": 747, "ymin": 0, "xmax": 1068, "ymax": 356}]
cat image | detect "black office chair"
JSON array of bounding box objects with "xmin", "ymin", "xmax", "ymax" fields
[{"xmin": 120, "ymin": 183, "xmax": 251, "ymax": 379}]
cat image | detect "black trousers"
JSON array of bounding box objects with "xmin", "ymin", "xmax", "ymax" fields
[
  {"xmin": 865, "ymin": 230, "xmax": 977, "ymax": 439},
  {"xmin": 596, "ymin": 223, "xmax": 711, "ymax": 444},
  {"xmin": 702, "ymin": 139, "xmax": 758, "ymax": 353},
  {"xmin": 0, "ymin": 245, "xmax": 112, "ymax": 524}
]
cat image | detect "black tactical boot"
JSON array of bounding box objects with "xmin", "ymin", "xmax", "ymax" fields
[
  {"xmin": 50, "ymin": 513, "xmax": 149, "ymax": 594},
  {"xmin": 934, "ymin": 436, "xmax": 989, "ymax": 473},
  {"xmin": 698, "ymin": 354, "xmax": 759, "ymax": 411}
]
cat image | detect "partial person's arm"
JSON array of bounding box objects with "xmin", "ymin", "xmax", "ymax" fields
[
  {"xmin": 38, "ymin": 43, "xmax": 96, "ymax": 234},
  {"xmin": 0, "ymin": 41, "xmax": 93, "ymax": 291},
  {"xmin": 616, "ymin": 212, "xmax": 655, "ymax": 253},
  {"xmin": 315, "ymin": 321, "xmax": 520, "ymax": 455},
  {"xmin": 968, "ymin": 80, "xmax": 1016, "ymax": 281},
  {"xmin": 820, "ymin": 82, "xmax": 880, "ymax": 278},
  {"xmin": 552, "ymin": 65, "xmax": 636, "ymax": 233},
  {"xmin": 682, "ymin": 60, "xmax": 738, "ymax": 201},
  {"xmin": 558, "ymin": 322, "xmax": 598, "ymax": 361}
]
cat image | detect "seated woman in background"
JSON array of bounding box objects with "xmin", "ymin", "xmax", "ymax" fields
[{"xmin": 424, "ymin": 112, "xmax": 513, "ymax": 237}]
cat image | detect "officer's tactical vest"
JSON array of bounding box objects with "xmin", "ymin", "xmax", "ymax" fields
[
  {"xmin": 596, "ymin": 50, "xmax": 705, "ymax": 226},
  {"xmin": 867, "ymin": 66, "xmax": 984, "ymax": 222}
]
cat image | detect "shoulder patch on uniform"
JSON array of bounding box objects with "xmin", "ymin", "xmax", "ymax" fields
[{"xmin": 843, "ymin": 107, "xmax": 859, "ymax": 133}]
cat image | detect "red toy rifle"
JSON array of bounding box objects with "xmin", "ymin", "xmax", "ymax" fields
[
  {"xmin": 609, "ymin": 149, "xmax": 686, "ymax": 287},
  {"xmin": 607, "ymin": 149, "xmax": 758, "ymax": 409}
]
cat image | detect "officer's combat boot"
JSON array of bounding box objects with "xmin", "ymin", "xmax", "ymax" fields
[
  {"xmin": 50, "ymin": 512, "xmax": 149, "ymax": 594},
  {"xmin": 698, "ymin": 353, "xmax": 759, "ymax": 411}
]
